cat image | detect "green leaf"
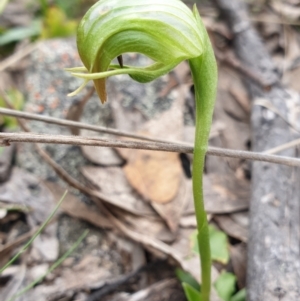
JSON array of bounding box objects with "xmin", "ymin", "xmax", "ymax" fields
[
  {"xmin": 214, "ymin": 272, "xmax": 236, "ymax": 301},
  {"xmin": 176, "ymin": 268, "xmax": 201, "ymax": 292},
  {"xmin": 230, "ymin": 289, "xmax": 246, "ymax": 301},
  {"xmin": 209, "ymin": 225, "xmax": 230, "ymax": 264},
  {"xmin": 0, "ymin": 20, "xmax": 41, "ymax": 46},
  {"xmin": 183, "ymin": 282, "xmax": 203, "ymax": 301},
  {"xmin": 191, "ymin": 225, "xmax": 230, "ymax": 264},
  {"xmin": 190, "ymin": 230, "xmax": 198, "ymax": 252}
]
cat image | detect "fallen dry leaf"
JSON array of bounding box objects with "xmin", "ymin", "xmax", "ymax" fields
[
  {"xmin": 0, "ymin": 168, "xmax": 55, "ymax": 227},
  {"xmin": 32, "ymin": 224, "xmax": 59, "ymax": 261},
  {"xmin": 123, "ymin": 150, "xmax": 182, "ymax": 204},
  {"xmin": 283, "ymin": 68, "xmax": 300, "ymax": 93},
  {"xmin": 0, "ymin": 265, "xmax": 26, "ymax": 301},
  {"xmin": 282, "ymin": 27, "xmax": 300, "ymax": 70},
  {"xmin": 230, "ymin": 212, "xmax": 249, "ymax": 229},
  {"xmin": 184, "ymin": 174, "xmax": 249, "ymax": 215},
  {"xmin": 271, "ymin": 0, "xmax": 300, "ymax": 21},
  {"xmin": 111, "ymin": 278, "xmax": 185, "ymax": 301},
  {"xmin": 80, "ymin": 130, "xmax": 124, "ymax": 166},
  {"xmin": 26, "ymin": 255, "xmax": 112, "ymax": 300},
  {"xmin": 82, "ymin": 144, "xmax": 124, "ymax": 166},
  {"xmin": 151, "ymin": 174, "xmax": 189, "ymax": 232},
  {"xmin": 0, "ymin": 168, "xmax": 59, "ymax": 262},
  {"xmin": 115, "ymin": 209, "xmax": 175, "ymax": 243},
  {"xmin": 45, "ymin": 181, "xmax": 112, "ymax": 229},
  {"xmin": 117, "ymin": 90, "xmax": 185, "ymax": 205},
  {"xmin": 117, "ymin": 95, "xmax": 187, "ymax": 231},
  {"xmin": 214, "ymin": 215, "xmax": 248, "ymax": 242},
  {"xmin": 81, "ymin": 166, "xmax": 156, "ymax": 217}
]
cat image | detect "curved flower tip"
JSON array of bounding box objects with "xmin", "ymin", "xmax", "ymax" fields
[
  {"xmin": 67, "ymin": 0, "xmax": 206, "ymax": 103},
  {"xmin": 94, "ymin": 79, "xmax": 107, "ymax": 104}
]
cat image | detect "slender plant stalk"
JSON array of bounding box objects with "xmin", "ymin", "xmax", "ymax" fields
[
  {"xmin": 189, "ymin": 9, "xmax": 217, "ymax": 299},
  {"xmin": 190, "ymin": 55, "xmax": 215, "ymax": 301},
  {"xmin": 67, "ymin": 1, "xmax": 218, "ymax": 300}
]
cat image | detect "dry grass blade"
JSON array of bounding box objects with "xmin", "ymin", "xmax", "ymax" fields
[
  {"xmin": 7, "ymin": 230, "xmax": 89, "ymax": 301},
  {"xmin": 0, "ymin": 191, "xmax": 67, "ymax": 274}
]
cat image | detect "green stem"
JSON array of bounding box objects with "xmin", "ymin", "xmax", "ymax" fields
[{"xmin": 189, "ymin": 13, "xmax": 217, "ymax": 301}]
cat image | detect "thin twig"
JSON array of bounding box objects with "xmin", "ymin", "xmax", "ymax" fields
[
  {"xmin": 1, "ymin": 95, "xmax": 299, "ymax": 166},
  {"xmin": 1, "ymin": 104, "xmax": 300, "ymax": 166},
  {"xmin": 1, "ymin": 132, "xmax": 300, "ymax": 167},
  {"xmin": 0, "ymin": 107, "xmax": 188, "ymax": 145}
]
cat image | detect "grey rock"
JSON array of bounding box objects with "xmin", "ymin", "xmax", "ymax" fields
[{"xmin": 18, "ymin": 38, "xmax": 113, "ymax": 182}]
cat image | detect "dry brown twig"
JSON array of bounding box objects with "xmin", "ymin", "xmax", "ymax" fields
[
  {"xmin": 0, "ymin": 132, "xmax": 300, "ymax": 167},
  {"xmin": 0, "ymin": 106, "xmax": 300, "ymax": 167},
  {"xmin": 0, "ymin": 107, "xmax": 176, "ymax": 144}
]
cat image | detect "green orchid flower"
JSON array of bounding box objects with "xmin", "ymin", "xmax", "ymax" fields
[{"xmin": 67, "ymin": 1, "xmax": 217, "ymax": 300}]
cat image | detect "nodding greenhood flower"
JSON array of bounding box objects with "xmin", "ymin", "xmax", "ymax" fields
[
  {"xmin": 67, "ymin": 0, "xmax": 214, "ymax": 103},
  {"xmin": 67, "ymin": 1, "xmax": 217, "ymax": 301}
]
